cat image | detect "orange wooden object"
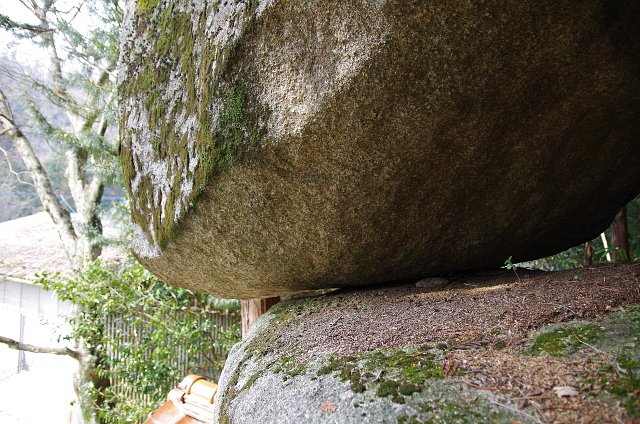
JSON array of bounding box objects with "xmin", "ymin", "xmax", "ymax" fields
[{"xmin": 144, "ymin": 375, "xmax": 218, "ymax": 424}]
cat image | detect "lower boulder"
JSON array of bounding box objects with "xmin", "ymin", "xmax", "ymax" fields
[{"xmin": 212, "ymin": 263, "xmax": 640, "ymax": 423}]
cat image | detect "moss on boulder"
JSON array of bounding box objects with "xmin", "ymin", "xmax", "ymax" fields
[
  {"xmin": 211, "ymin": 288, "xmax": 640, "ymax": 423},
  {"xmin": 119, "ymin": 0, "xmax": 640, "ymax": 298}
]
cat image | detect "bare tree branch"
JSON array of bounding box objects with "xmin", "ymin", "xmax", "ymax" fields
[
  {"xmin": 0, "ymin": 14, "xmax": 51, "ymax": 35},
  {"xmin": 0, "ymin": 145, "xmax": 35, "ymax": 186},
  {"xmin": 0, "ymin": 334, "xmax": 80, "ymax": 360}
]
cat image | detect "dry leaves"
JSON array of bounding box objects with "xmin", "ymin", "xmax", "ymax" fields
[
  {"xmin": 321, "ymin": 401, "xmax": 338, "ymax": 413},
  {"xmin": 452, "ymin": 350, "xmax": 630, "ymax": 424},
  {"xmin": 553, "ymin": 386, "xmax": 579, "ymax": 398},
  {"xmin": 273, "ymin": 262, "xmax": 640, "ymax": 423}
]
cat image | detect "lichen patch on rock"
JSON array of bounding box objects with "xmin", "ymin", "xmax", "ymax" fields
[{"xmin": 119, "ymin": 0, "xmax": 266, "ymax": 254}]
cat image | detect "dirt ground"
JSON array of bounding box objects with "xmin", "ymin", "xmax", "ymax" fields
[{"xmin": 276, "ymin": 261, "xmax": 640, "ymax": 423}]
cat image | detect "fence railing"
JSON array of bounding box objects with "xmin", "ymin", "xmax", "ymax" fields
[{"xmin": 103, "ymin": 308, "xmax": 240, "ymax": 416}]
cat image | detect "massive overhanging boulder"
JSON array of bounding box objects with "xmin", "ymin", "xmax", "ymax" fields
[{"xmin": 119, "ymin": 0, "xmax": 640, "ymax": 299}]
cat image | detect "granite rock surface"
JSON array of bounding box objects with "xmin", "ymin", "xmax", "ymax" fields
[
  {"xmin": 211, "ymin": 265, "xmax": 640, "ymax": 423},
  {"xmin": 119, "ymin": 0, "xmax": 640, "ymax": 298}
]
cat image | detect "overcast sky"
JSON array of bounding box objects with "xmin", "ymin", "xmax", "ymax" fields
[{"xmin": 0, "ymin": 0, "xmax": 97, "ymax": 67}]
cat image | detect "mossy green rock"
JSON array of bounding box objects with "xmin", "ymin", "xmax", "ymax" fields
[
  {"xmin": 211, "ymin": 296, "xmax": 640, "ymax": 423},
  {"xmin": 212, "ymin": 303, "xmax": 530, "ymax": 424},
  {"xmin": 119, "ymin": 0, "xmax": 640, "ymax": 298}
]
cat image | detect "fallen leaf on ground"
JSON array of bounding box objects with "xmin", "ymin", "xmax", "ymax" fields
[
  {"xmin": 553, "ymin": 386, "xmax": 579, "ymax": 398},
  {"xmin": 321, "ymin": 401, "xmax": 338, "ymax": 412}
]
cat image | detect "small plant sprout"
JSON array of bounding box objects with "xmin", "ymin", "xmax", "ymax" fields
[
  {"xmin": 492, "ymin": 310, "xmax": 507, "ymax": 319},
  {"xmin": 504, "ymin": 256, "xmax": 521, "ymax": 281}
]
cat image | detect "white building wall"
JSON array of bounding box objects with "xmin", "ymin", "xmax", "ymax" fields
[{"xmin": 0, "ymin": 279, "xmax": 79, "ymax": 424}]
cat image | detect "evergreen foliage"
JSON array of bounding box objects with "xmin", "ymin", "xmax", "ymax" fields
[
  {"xmin": 37, "ymin": 258, "xmax": 241, "ymax": 423},
  {"xmin": 523, "ymin": 196, "xmax": 640, "ymax": 271},
  {"xmin": 1, "ymin": 4, "xmax": 243, "ymax": 423},
  {"xmin": 0, "ymin": 0, "xmax": 123, "ymax": 264}
]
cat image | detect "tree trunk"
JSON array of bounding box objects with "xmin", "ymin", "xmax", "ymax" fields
[
  {"xmin": 241, "ymin": 297, "xmax": 280, "ymax": 338},
  {"xmin": 33, "ymin": 0, "xmax": 108, "ymax": 266},
  {"xmin": 0, "ymin": 89, "xmax": 79, "ymax": 260},
  {"xmin": 600, "ymin": 232, "xmax": 612, "ymax": 262},
  {"xmin": 74, "ymin": 348, "xmax": 111, "ymax": 424},
  {"xmin": 65, "ymin": 149, "xmax": 105, "ymax": 265},
  {"xmin": 611, "ymin": 206, "xmax": 630, "ymax": 262},
  {"xmin": 583, "ymin": 241, "xmax": 593, "ymax": 267},
  {"xmin": 1, "ymin": 4, "xmax": 115, "ymax": 423},
  {"xmin": 1, "ymin": 85, "xmax": 107, "ymax": 422}
]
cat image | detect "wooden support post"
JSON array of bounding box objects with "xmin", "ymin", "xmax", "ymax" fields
[
  {"xmin": 583, "ymin": 241, "xmax": 593, "ymax": 267},
  {"xmin": 611, "ymin": 206, "xmax": 629, "ymax": 262},
  {"xmin": 241, "ymin": 297, "xmax": 280, "ymax": 338}
]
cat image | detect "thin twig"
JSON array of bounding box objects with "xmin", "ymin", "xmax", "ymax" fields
[
  {"xmin": 0, "ymin": 145, "xmax": 35, "ymax": 186},
  {"xmin": 459, "ymin": 379, "xmax": 506, "ymax": 392},
  {"xmin": 510, "ymin": 395, "xmax": 555, "ymax": 401},
  {"xmin": 540, "ymin": 303, "xmax": 578, "ymax": 315},
  {"xmin": 528, "ymin": 399, "xmax": 551, "ymax": 424},
  {"xmin": 571, "ymin": 329, "xmax": 613, "ymax": 359},
  {"xmin": 570, "ymin": 328, "xmax": 625, "ymax": 376},
  {"xmin": 540, "ymin": 406, "xmax": 580, "ymax": 411},
  {"xmin": 490, "ymin": 401, "xmax": 546, "ymax": 424},
  {"xmin": 372, "ymin": 369, "xmax": 384, "ymax": 382}
]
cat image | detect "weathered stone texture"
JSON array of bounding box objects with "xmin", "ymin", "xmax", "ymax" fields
[
  {"xmin": 119, "ymin": 0, "xmax": 640, "ymax": 298},
  {"xmin": 210, "ymin": 273, "xmax": 640, "ymax": 424}
]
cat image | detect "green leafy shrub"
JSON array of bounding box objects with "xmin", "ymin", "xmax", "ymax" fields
[
  {"xmin": 522, "ymin": 196, "xmax": 639, "ymax": 271},
  {"xmin": 37, "ymin": 258, "xmax": 241, "ymax": 423}
]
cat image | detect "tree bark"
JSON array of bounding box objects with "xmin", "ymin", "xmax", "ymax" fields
[
  {"xmin": 0, "ymin": 89, "xmax": 79, "ymax": 261},
  {"xmin": 611, "ymin": 206, "xmax": 630, "ymax": 262},
  {"xmin": 583, "ymin": 241, "xmax": 593, "ymax": 267},
  {"xmin": 241, "ymin": 297, "xmax": 280, "ymax": 338},
  {"xmin": 74, "ymin": 347, "xmax": 111, "ymax": 424},
  {"xmin": 65, "ymin": 148, "xmax": 105, "ymax": 264},
  {"xmin": 0, "ymin": 335, "xmax": 80, "ymax": 359}
]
